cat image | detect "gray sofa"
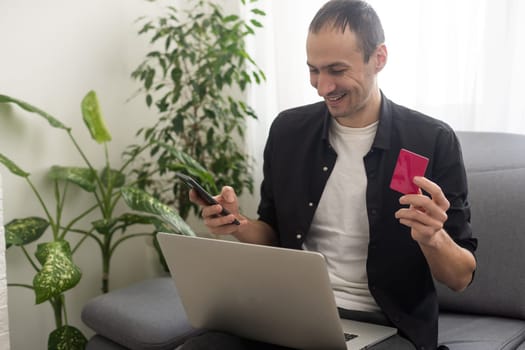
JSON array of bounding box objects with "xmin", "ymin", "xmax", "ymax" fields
[{"xmin": 82, "ymin": 131, "xmax": 525, "ymax": 350}]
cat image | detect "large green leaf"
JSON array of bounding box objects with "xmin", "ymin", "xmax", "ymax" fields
[
  {"xmin": 156, "ymin": 142, "xmax": 215, "ymax": 187},
  {"xmin": 48, "ymin": 325, "xmax": 87, "ymax": 350},
  {"xmin": 33, "ymin": 241, "xmax": 82, "ymax": 304},
  {"xmin": 121, "ymin": 186, "xmax": 195, "ymax": 237},
  {"xmin": 81, "ymin": 90, "xmax": 112, "ymax": 144},
  {"xmin": 0, "ymin": 152, "xmax": 30, "ymax": 177},
  {"xmin": 100, "ymin": 166, "xmax": 125, "ymax": 188},
  {"xmin": 48, "ymin": 166, "xmax": 97, "ymax": 192},
  {"xmin": 5, "ymin": 217, "xmax": 49, "ymax": 248},
  {"xmin": 0, "ymin": 94, "xmax": 70, "ymax": 130}
]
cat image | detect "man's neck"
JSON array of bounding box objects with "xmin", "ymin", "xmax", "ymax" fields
[{"xmin": 334, "ymin": 89, "xmax": 382, "ymax": 128}]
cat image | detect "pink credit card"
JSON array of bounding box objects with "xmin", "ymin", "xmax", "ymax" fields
[{"xmin": 389, "ymin": 149, "xmax": 429, "ymax": 194}]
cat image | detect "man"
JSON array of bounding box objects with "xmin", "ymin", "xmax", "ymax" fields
[{"xmin": 182, "ymin": 0, "xmax": 477, "ymax": 349}]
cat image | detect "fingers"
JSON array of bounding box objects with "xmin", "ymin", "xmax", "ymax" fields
[
  {"xmin": 396, "ymin": 206, "xmax": 445, "ymax": 233},
  {"xmin": 413, "ymin": 176, "xmax": 450, "ymax": 211},
  {"xmin": 188, "ymin": 185, "xmax": 241, "ymax": 235},
  {"xmin": 395, "ymin": 176, "xmax": 450, "ymax": 245},
  {"xmin": 398, "ymin": 195, "xmax": 448, "ymax": 223}
]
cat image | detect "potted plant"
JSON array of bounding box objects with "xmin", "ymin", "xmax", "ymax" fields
[
  {"xmin": 128, "ymin": 0, "xmax": 266, "ymax": 220},
  {"xmin": 0, "ymin": 91, "xmax": 201, "ymax": 349}
]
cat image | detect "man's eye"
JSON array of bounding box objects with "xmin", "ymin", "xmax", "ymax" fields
[{"xmin": 330, "ymin": 69, "xmax": 346, "ymax": 75}]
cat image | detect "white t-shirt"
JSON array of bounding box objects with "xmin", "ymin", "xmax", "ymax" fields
[{"xmin": 303, "ymin": 119, "xmax": 379, "ymax": 312}]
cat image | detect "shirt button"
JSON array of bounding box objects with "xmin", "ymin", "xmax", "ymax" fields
[
  {"xmin": 308, "ymin": 202, "xmax": 314, "ymax": 207},
  {"xmin": 296, "ymin": 233, "xmax": 302, "ymax": 240},
  {"xmin": 322, "ymin": 166, "xmax": 328, "ymax": 172}
]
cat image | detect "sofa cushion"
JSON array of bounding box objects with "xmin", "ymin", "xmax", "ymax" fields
[
  {"xmin": 82, "ymin": 277, "xmax": 200, "ymax": 350},
  {"xmin": 437, "ymin": 132, "xmax": 525, "ymax": 319},
  {"xmin": 438, "ymin": 313, "xmax": 525, "ymax": 350},
  {"xmin": 86, "ymin": 335, "xmax": 129, "ymax": 350}
]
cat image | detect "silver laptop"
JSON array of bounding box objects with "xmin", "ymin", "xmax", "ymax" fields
[{"xmin": 157, "ymin": 233, "xmax": 397, "ymax": 350}]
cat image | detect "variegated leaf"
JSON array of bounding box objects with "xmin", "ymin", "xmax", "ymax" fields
[
  {"xmin": 48, "ymin": 166, "xmax": 97, "ymax": 192},
  {"xmin": 48, "ymin": 325, "xmax": 87, "ymax": 350},
  {"xmin": 91, "ymin": 218, "xmax": 117, "ymax": 235},
  {"xmin": 5, "ymin": 217, "xmax": 49, "ymax": 248},
  {"xmin": 81, "ymin": 90, "xmax": 112, "ymax": 143},
  {"xmin": 33, "ymin": 241, "xmax": 81, "ymax": 304},
  {"xmin": 0, "ymin": 152, "xmax": 30, "ymax": 177},
  {"xmin": 0, "ymin": 94, "xmax": 70, "ymax": 130},
  {"xmin": 121, "ymin": 186, "xmax": 195, "ymax": 237},
  {"xmin": 156, "ymin": 142, "xmax": 216, "ymax": 187},
  {"xmin": 100, "ymin": 166, "xmax": 125, "ymax": 188}
]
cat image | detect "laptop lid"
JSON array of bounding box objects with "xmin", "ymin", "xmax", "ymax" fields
[{"xmin": 157, "ymin": 233, "xmax": 396, "ymax": 350}]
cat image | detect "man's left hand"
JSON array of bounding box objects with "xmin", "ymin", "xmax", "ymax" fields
[{"xmin": 395, "ymin": 176, "xmax": 450, "ymax": 247}]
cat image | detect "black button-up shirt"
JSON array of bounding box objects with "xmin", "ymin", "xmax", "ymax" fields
[{"xmin": 257, "ymin": 93, "xmax": 478, "ymax": 349}]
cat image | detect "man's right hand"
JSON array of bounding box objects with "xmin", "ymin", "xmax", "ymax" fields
[
  {"xmin": 189, "ymin": 186, "xmax": 245, "ymax": 236},
  {"xmin": 188, "ymin": 185, "xmax": 278, "ymax": 246}
]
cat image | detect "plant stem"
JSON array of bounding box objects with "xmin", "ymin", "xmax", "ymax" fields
[
  {"xmin": 7, "ymin": 283, "xmax": 34, "ymax": 290},
  {"xmin": 50, "ymin": 295, "xmax": 64, "ymax": 329},
  {"xmin": 26, "ymin": 177, "xmax": 55, "ymax": 228},
  {"xmin": 110, "ymin": 232, "xmax": 153, "ymax": 256},
  {"xmin": 21, "ymin": 246, "xmax": 40, "ymax": 272}
]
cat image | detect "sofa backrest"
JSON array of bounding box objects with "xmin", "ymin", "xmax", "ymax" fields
[{"xmin": 436, "ymin": 131, "xmax": 525, "ymax": 320}]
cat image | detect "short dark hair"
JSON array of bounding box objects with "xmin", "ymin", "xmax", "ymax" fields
[{"xmin": 309, "ymin": 0, "xmax": 385, "ymax": 62}]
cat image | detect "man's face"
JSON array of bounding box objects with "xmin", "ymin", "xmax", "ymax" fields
[{"xmin": 306, "ymin": 26, "xmax": 385, "ymax": 126}]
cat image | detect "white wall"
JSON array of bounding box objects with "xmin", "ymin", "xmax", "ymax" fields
[
  {"xmin": 0, "ymin": 175, "xmax": 10, "ymax": 350},
  {"xmin": 0, "ymin": 0, "xmax": 234, "ymax": 348}
]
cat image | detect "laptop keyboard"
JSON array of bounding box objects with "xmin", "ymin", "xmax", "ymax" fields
[{"xmin": 344, "ymin": 333, "xmax": 358, "ymax": 341}]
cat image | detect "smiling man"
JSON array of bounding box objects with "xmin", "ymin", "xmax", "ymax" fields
[{"xmin": 182, "ymin": 1, "xmax": 477, "ymax": 349}]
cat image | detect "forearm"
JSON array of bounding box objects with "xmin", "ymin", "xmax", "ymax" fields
[
  {"xmin": 232, "ymin": 217, "xmax": 278, "ymax": 246},
  {"xmin": 419, "ymin": 229, "xmax": 476, "ymax": 292}
]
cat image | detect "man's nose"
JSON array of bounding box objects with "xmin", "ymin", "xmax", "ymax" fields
[{"xmin": 315, "ymin": 73, "xmax": 336, "ymax": 97}]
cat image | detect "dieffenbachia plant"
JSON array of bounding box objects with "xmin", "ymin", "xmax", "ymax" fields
[{"xmin": 0, "ymin": 91, "xmax": 201, "ymax": 349}]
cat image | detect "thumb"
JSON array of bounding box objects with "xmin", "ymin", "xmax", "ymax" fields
[{"xmin": 221, "ymin": 186, "xmax": 237, "ymax": 203}]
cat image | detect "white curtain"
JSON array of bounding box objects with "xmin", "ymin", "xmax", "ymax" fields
[{"xmin": 244, "ymin": 0, "xmax": 525, "ymax": 179}]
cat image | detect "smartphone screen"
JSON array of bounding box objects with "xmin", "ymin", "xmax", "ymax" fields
[{"xmin": 175, "ymin": 172, "xmax": 240, "ymax": 225}]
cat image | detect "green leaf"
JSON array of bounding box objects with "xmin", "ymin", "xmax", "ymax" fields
[
  {"xmin": 33, "ymin": 241, "xmax": 82, "ymax": 304},
  {"xmin": 121, "ymin": 186, "xmax": 196, "ymax": 237},
  {"xmin": 116, "ymin": 213, "xmax": 163, "ymax": 227},
  {"xmin": 49, "ymin": 166, "xmax": 97, "ymax": 192},
  {"xmin": 92, "ymin": 218, "xmax": 117, "ymax": 235},
  {"xmin": 251, "ymin": 8, "xmax": 266, "ymax": 16},
  {"xmin": 100, "ymin": 167, "xmax": 125, "ymax": 188},
  {"xmin": 5, "ymin": 217, "xmax": 49, "ymax": 248},
  {"xmin": 223, "ymin": 15, "xmax": 239, "ymax": 22},
  {"xmin": 81, "ymin": 90, "xmax": 112, "ymax": 144},
  {"xmin": 48, "ymin": 325, "xmax": 87, "ymax": 350},
  {"xmin": 0, "ymin": 94, "xmax": 70, "ymax": 131},
  {"xmin": 170, "ymin": 67, "xmax": 183, "ymax": 84},
  {"xmin": 0, "ymin": 152, "xmax": 30, "ymax": 177}
]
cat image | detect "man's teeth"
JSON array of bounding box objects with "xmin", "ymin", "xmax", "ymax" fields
[{"xmin": 327, "ymin": 94, "xmax": 345, "ymax": 101}]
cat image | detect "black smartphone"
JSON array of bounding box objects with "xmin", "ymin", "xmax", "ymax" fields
[{"xmin": 175, "ymin": 172, "xmax": 240, "ymax": 225}]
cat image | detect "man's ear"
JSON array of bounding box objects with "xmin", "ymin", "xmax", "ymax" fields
[{"xmin": 374, "ymin": 43, "xmax": 388, "ymax": 73}]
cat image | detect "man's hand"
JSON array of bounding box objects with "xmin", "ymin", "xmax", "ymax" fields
[
  {"xmin": 395, "ymin": 176, "xmax": 476, "ymax": 291},
  {"xmin": 395, "ymin": 176, "xmax": 449, "ymax": 247},
  {"xmin": 189, "ymin": 186, "xmax": 246, "ymax": 236},
  {"xmin": 188, "ymin": 186, "xmax": 278, "ymax": 245}
]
